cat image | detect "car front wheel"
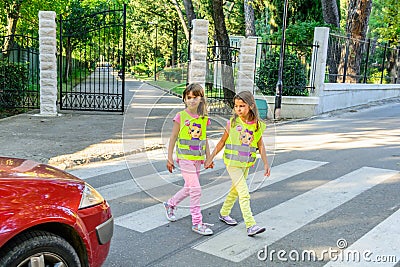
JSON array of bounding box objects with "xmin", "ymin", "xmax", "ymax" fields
[{"xmin": 0, "ymin": 230, "xmax": 81, "ymax": 267}]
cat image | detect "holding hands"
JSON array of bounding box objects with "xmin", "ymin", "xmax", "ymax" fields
[{"xmin": 204, "ymin": 158, "xmax": 214, "ymax": 169}]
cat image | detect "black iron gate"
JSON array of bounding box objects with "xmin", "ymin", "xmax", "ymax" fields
[{"xmin": 59, "ymin": 5, "xmax": 126, "ymax": 112}]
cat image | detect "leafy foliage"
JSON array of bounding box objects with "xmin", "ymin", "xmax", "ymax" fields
[
  {"xmin": 256, "ymin": 52, "xmax": 308, "ymax": 96},
  {"xmin": 369, "ymin": 0, "xmax": 400, "ymax": 44},
  {"xmin": 258, "ymin": 0, "xmax": 324, "ymax": 33},
  {"xmin": 0, "ymin": 60, "xmax": 28, "ymax": 108}
]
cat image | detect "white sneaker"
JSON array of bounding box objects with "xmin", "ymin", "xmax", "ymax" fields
[
  {"xmin": 163, "ymin": 202, "xmax": 176, "ymax": 221},
  {"xmin": 192, "ymin": 223, "xmax": 214, "ymax": 236}
]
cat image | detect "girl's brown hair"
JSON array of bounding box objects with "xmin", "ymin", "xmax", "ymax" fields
[
  {"xmin": 182, "ymin": 83, "xmax": 208, "ymax": 117},
  {"xmin": 231, "ymin": 90, "xmax": 260, "ymax": 131}
]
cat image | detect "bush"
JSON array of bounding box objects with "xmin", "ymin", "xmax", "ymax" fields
[
  {"xmin": 0, "ymin": 60, "xmax": 29, "ymax": 108},
  {"xmin": 131, "ymin": 63, "xmax": 150, "ymax": 76},
  {"xmin": 161, "ymin": 67, "xmax": 187, "ymax": 83},
  {"xmin": 256, "ymin": 52, "xmax": 308, "ymax": 96}
]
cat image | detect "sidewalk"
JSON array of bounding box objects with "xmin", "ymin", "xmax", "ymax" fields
[
  {"xmin": 1, "ymin": 79, "xmax": 399, "ymax": 170},
  {"xmin": 0, "ymin": 81, "xmax": 179, "ymax": 170}
]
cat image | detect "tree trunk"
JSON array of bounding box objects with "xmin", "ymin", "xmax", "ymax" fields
[
  {"xmin": 64, "ymin": 37, "xmax": 72, "ymax": 83},
  {"xmin": 387, "ymin": 44, "xmax": 399, "ymax": 84},
  {"xmin": 171, "ymin": 0, "xmax": 189, "ymax": 40},
  {"xmin": 212, "ymin": 0, "xmax": 235, "ymax": 106},
  {"xmin": 182, "ymin": 0, "xmax": 196, "ymax": 27},
  {"xmin": 3, "ymin": 1, "xmax": 23, "ymax": 56},
  {"xmin": 244, "ymin": 0, "xmax": 256, "ymax": 37},
  {"xmin": 321, "ymin": 0, "xmax": 341, "ymax": 82},
  {"xmin": 339, "ymin": 0, "xmax": 372, "ymax": 83},
  {"xmin": 321, "ymin": 0, "xmax": 340, "ymax": 28},
  {"xmin": 172, "ymin": 21, "xmax": 178, "ymax": 67},
  {"xmin": 397, "ymin": 43, "xmax": 400, "ymax": 84}
]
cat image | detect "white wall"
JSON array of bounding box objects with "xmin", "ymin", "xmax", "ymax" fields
[
  {"xmin": 255, "ymin": 95, "xmax": 319, "ymax": 119},
  {"xmin": 317, "ymin": 83, "xmax": 400, "ymax": 114},
  {"xmin": 309, "ymin": 27, "xmax": 400, "ymax": 117}
]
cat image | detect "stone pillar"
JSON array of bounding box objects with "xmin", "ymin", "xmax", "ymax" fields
[
  {"xmin": 39, "ymin": 11, "xmax": 57, "ymax": 116},
  {"xmin": 188, "ymin": 19, "xmax": 209, "ymax": 89},
  {"xmin": 236, "ymin": 37, "xmax": 258, "ymax": 93},
  {"xmin": 310, "ymin": 27, "xmax": 330, "ymax": 97}
]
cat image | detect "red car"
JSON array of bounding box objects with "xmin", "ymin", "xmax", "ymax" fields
[{"xmin": 0, "ymin": 157, "xmax": 113, "ymax": 267}]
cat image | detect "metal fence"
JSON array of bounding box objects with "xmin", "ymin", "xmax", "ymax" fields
[
  {"xmin": 206, "ymin": 45, "xmax": 239, "ymax": 115},
  {"xmin": 326, "ymin": 33, "xmax": 400, "ymax": 84},
  {"xmin": 255, "ymin": 42, "xmax": 318, "ymax": 96},
  {"xmin": 0, "ymin": 34, "xmax": 40, "ymax": 109}
]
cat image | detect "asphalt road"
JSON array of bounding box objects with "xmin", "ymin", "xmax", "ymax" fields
[{"xmin": 69, "ymin": 101, "xmax": 400, "ymax": 267}]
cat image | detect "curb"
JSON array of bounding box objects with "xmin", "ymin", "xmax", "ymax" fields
[{"xmin": 49, "ymin": 144, "xmax": 165, "ymax": 170}]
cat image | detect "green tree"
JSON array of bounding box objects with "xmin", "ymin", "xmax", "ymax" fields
[
  {"xmin": 1, "ymin": 0, "xmax": 70, "ymax": 54},
  {"xmin": 369, "ymin": 0, "xmax": 400, "ymax": 81},
  {"xmin": 264, "ymin": 0, "xmax": 324, "ymax": 33},
  {"xmin": 369, "ymin": 0, "xmax": 400, "ymax": 43},
  {"xmin": 126, "ymin": 0, "xmax": 184, "ymax": 69}
]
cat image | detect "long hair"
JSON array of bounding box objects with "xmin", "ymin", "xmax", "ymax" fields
[
  {"xmin": 182, "ymin": 83, "xmax": 208, "ymax": 117},
  {"xmin": 231, "ymin": 90, "xmax": 260, "ymax": 131}
]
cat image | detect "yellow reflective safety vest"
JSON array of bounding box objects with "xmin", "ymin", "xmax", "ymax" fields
[
  {"xmin": 223, "ymin": 118, "xmax": 266, "ymax": 167},
  {"xmin": 176, "ymin": 110, "xmax": 208, "ymax": 160}
]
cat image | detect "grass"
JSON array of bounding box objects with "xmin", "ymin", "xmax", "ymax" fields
[
  {"xmin": 142, "ymin": 78, "xmax": 186, "ymax": 96},
  {"xmin": 169, "ymin": 83, "xmax": 186, "ymax": 95},
  {"xmin": 133, "ymin": 74, "xmax": 153, "ymax": 81}
]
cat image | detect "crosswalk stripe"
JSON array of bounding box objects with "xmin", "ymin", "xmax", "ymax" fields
[
  {"xmin": 96, "ymin": 171, "xmax": 180, "ymax": 201},
  {"xmin": 114, "ymin": 159, "xmax": 327, "ymax": 233},
  {"xmin": 193, "ymin": 167, "xmax": 398, "ymax": 263},
  {"xmin": 68, "ymin": 159, "xmax": 128, "ymax": 179},
  {"xmin": 96, "ymin": 159, "xmax": 226, "ymax": 201},
  {"xmin": 323, "ymin": 208, "xmax": 400, "ymax": 267},
  {"xmin": 67, "ymin": 149, "xmax": 171, "ymax": 179}
]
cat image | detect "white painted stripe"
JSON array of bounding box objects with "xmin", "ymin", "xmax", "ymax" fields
[
  {"xmin": 96, "ymin": 160, "xmax": 226, "ymax": 201},
  {"xmin": 97, "ymin": 171, "xmax": 180, "ymax": 200},
  {"xmin": 193, "ymin": 167, "xmax": 398, "ymax": 263},
  {"xmin": 323, "ymin": 208, "xmax": 400, "ymax": 267},
  {"xmin": 67, "ymin": 159, "xmax": 128, "ymax": 179},
  {"xmin": 115, "ymin": 159, "xmax": 327, "ymax": 233},
  {"xmin": 67, "ymin": 149, "xmax": 168, "ymax": 179}
]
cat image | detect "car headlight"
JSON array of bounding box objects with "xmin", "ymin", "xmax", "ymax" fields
[{"xmin": 79, "ymin": 183, "xmax": 104, "ymax": 209}]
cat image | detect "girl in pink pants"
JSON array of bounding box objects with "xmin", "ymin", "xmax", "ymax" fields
[{"xmin": 164, "ymin": 83, "xmax": 214, "ymax": 236}]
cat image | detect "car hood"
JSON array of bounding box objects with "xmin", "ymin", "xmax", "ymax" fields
[
  {"xmin": 0, "ymin": 157, "xmax": 89, "ymax": 247},
  {"xmin": 0, "ymin": 157, "xmax": 83, "ymax": 183}
]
